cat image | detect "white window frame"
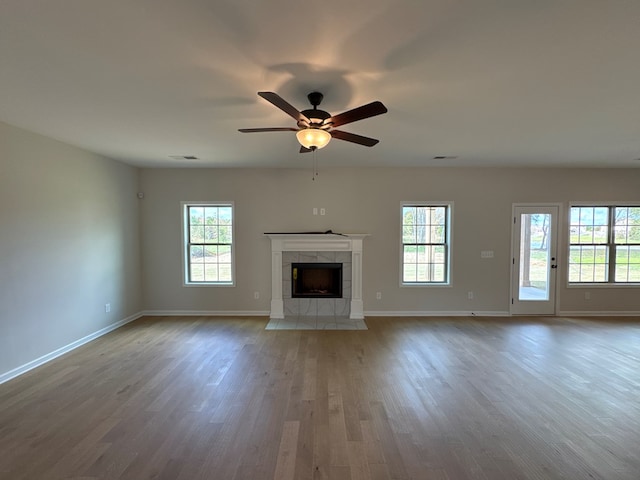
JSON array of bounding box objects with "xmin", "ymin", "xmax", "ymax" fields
[
  {"xmin": 181, "ymin": 201, "xmax": 235, "ymax": 286},
  {"xmin": 400, "ymin": 201, "xmax": 453, "ymax": 287},
  {"xmin": 568, "ymin": 202, "xmax": 640, "ymax": 286}
]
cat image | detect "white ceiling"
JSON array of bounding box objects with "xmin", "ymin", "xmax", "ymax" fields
[{"xmin": 1, "ymin": 0, "xmax": 639, "ymax": 168}]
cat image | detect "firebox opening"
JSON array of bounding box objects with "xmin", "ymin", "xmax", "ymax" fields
[{"xmin": 292, "ymin": 263, "xmax": 343, "ymax": 298}]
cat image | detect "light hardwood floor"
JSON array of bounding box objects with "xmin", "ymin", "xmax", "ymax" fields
[{"xmin": 1, "ymin": 315, "xmax": 640, "ymax": 479}]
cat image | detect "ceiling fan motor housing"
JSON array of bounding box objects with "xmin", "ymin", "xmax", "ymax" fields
[
  {"xmin": 298, "ymin": 92, "xmax": 332, "ymax": 128},
  {"xmin": 299, "ymin": 108, "xmax": 331, "ymax": 128}
]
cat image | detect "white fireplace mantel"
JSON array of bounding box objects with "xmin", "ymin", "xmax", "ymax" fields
[{"xmin": 265, "ymin": 233, "xmax": 369, "ymax": 319}]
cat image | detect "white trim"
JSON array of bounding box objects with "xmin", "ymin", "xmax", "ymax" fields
[
  {"xmin": 566, "ymin": 203, "xmax": 640, "ymax": 287},
  {"xmin": 569, "ymin": 201, "xmax": 640, "ymax": 207},
  {"xmin": 135, "ymin": 309, "xmax": 640, "ymax": 318},
  {"xmin": 365, "ymin": 310, "xmax": 510, "ymax": 317},
  {"xmin": 265, "ymin": 233, "xmax": 369, "ymax": 252},
  {"xmin": 141, "ymin": 310, "xmax": 270, "ymax": 317},
  {"xmin": 148, "ymin": 309, "xmax": 632, "ymax": 318},
  {"xmin": 399, "ymin": 201, "xmax": 454, "ymax": 287},
  {"xmin": 566, "ymin": 283, "xmax": 640, "ymax": 288},
  {"xmin": 0, "ymin": 312, "xmax": 143, "ymax": 385},
  {"xmin": 181, "ymin": 201, "xmax": 236, "ymax": 287},
  {"xmin": 557, "ymin": 310, "xmax": 640, "ymax": 317},
  {"xmin": 510, "ymin": 203, "xmax": 562, "ymax": 315}
]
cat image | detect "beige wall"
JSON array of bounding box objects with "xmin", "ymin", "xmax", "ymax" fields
[
  {"xmin": 0, "ymin": 122, "xmax": 142, "ymax": 378},
  {"xmin": 140, "ymin": 166, "xmax": 640, "ymax": 315},
  {"xmin": 1, "ymin": 119, "xmax": 638, "ymax": 380}
]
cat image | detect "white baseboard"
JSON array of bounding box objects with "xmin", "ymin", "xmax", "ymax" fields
[
  {"xmin": 142, "ymin": 310, "xmax": 639, "ymax": 319},
  {"xmin": 364, "ymin": 310, "xmax": 510, "ymax": 317},
  {"xmin": 557, "ymin": 310, "xmax": 640, "ymax": 317},
  {"xmin": 0, "ymin": 312, "xmax": 143, "ymax": 385},
  {"xmin": 366, "ymin": 310, "xmax": 640, "ymax": 318},
  {"xmin": 141, "ymin": 310, "xmax": 270, "ymax": 317}
]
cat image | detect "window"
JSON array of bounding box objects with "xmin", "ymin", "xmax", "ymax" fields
[
  {"xmin": 401, "ymin": 204, "xmax": 450, "ymax": 284},
  {"xmin": 183, "ymin": 203, "xmax": 234, "ymax": 285},
  {"xmin": 569, "ymin": 205, "xmax": 640, "ymax": 284}
]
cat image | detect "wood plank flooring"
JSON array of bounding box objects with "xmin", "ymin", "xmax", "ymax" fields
[{"xmin": 1, "ymin": 315, "xmax": 640, "ymax": 479}]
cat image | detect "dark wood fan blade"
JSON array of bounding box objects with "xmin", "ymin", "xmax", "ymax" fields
[
  {"xmin": 326, "ymin": 101, "xmax": 387, "ymax": 128},
  {"xmin": 299, "ymin": 146, "xmax": 313, "ymax": 154},
  {"xmin": 330, "ymin": 130, "xmax": 380, "ymax": 147},
  {"xmin": 258, "ymin": 92, "xmax": 310, "ymax": 125},
  {"xmin": 238, "ymin": 127, "xmax": 298, "ymax": 133}
]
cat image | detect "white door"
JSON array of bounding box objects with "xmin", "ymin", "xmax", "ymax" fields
[{"xmin": 511, "ymin": 205, "xmax": 559, "ymax": 315}]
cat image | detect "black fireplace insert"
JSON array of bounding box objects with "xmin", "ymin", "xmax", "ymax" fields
[{"xmin": 292, "ymin": 263, "xmax": 343, "ymax": 298}]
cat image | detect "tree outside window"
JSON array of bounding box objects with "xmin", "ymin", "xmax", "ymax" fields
[
  {"xmin": 402, "ymin": 204, "xmax": 450, "ymax": 284},
  {"xmin": 184, "ymin": 203, "xmax": 234, "ymax": 285},
  {"xmin": 569, "ymin": 205, "xmax": 640, "ymax": 283}
]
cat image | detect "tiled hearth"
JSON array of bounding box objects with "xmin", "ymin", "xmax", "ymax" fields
[{"xmin": 265, "ymin": 316, "xmax": 367, "ymax": 330}]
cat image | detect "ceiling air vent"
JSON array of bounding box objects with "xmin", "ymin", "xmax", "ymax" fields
[
  {"xmin": 169, "ymin": 155, "xmax": 199, "ymax": 161},
  {"xmin": 433, "ymin": 156, "xmax": 458, "ymax": 160}
]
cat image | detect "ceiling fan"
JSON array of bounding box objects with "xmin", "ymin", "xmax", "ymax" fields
[{"xmin": 239, "ymin": 91, "xmax": 388, "ymax": 152}]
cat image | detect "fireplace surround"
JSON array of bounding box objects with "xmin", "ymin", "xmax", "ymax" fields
[{"xmin": 265, "ymin": 233, "xmax": 368, "ymax": 319}]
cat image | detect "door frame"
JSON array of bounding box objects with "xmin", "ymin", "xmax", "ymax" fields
[{"xmin": 510, "ymin": 203, "xmax": 562, "ymax": 315}]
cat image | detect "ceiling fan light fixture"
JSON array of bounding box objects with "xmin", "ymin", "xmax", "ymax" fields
[{"xmin": 296, "ymin": 128, "xmax": 331, "ymax": 150}]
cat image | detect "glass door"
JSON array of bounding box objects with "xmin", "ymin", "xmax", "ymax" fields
[{"xmin": 511, "ymin": 205, "xmax": 559, "ymax": 315}]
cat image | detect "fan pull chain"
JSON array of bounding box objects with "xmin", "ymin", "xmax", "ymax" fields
[{"xmin": 312, "ymin": 149, "xmax": 319, "ymax": 181}]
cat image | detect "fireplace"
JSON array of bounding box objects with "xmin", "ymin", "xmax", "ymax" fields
[
  {"xmin": 292, "ymin": 263, "xmax": 342, "ymax": 298},
  {"xmin": 265, "ymin": 233, "xmax": 369, "ymax": 319}
]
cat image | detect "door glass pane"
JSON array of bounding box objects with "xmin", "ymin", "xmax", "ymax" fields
[{"xmin": 519, "ymin": 213, "xmax": 551, "ymax": 301}]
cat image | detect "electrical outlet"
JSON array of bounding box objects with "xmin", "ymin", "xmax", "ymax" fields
[
  {"xmin": 320, "ymin": 208, "xmax": 326, "ymax": 216},
  {"xmin": 584, "ymin": 291, "xmax": 591, "ymax": 300},
  {"xmin": 313, "ymin": 208, "xmax": 318, "ymax": 215},
  {"xmin": 254, "ymin": 291, "xmax": 259, "ymax": 299},
  {"xmin": 376, "ymin": 292, "xmax": 382, "ymax": 300},
  {"xmin": 105, "ymin": 303, "xmax": 111, "ymax": 313},
  {"xmin": 468, "ymin": 291, "xmax": 474, "ymax": 300},
  {"xmin": 481, "ymin": 250, "xmax": 494, "ymax": 258}
]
